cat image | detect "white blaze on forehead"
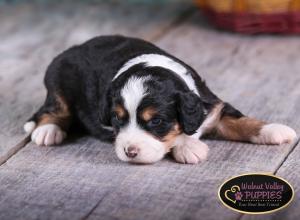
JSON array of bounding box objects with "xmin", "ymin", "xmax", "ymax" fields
[
  {"xmin": 121, "ymin": 76, "xmax": 149, "ymax": 120},
  {"xmin": 114, "ymin": 54, "xmax": 200, "ymax": 96},
  {"xmin": 116, "ymin": 76, "xmax": 167, "ymax": 163}
]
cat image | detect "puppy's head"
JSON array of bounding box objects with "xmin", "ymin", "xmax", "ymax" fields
[{"xmin": 110, "ymin": 71, "xmax": 204, "ymax": 164}]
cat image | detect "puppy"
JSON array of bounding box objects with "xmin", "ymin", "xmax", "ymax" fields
[{"xmin": 24, "ymin": 35, "xmax": 297, "ymax": 164}]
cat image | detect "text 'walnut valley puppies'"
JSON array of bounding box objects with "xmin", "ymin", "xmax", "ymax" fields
[{"xmin": 24, "ymin": 36, "xmax": 297, "ymax": 164}]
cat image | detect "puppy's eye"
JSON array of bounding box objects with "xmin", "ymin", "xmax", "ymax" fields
[
  {"xmin": 148, "ymin": 118, "xmax": 162, "ymax": 127},
  {"xmin": 112, "ymin": 114, "xmax": 124, "ymax": 126},
  {"xmin": 114, "ymin": 115, "xmax": 122, "ymax": 122}
]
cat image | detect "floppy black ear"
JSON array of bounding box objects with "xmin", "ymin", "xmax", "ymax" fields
[{"xmin": 176, "ymin": 91, "xmax": 205, "ymax": 135}]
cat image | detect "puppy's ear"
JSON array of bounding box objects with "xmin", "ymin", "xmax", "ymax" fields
[{"xmin": 176, "ymin": 91, "xmax": 204, "ymax": 135}]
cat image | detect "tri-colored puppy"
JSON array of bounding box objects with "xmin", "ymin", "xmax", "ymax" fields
[{"xmin": 24, "ymin": 35, "xmax": 297, "ymax": 164}]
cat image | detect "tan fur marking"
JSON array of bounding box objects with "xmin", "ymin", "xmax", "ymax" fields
[
  {"xmin": 162, "ymin": 123, "xmax": 182, "ymax": 151},
  {"xmin": 216, "ymin": 116, "xmax": 265, "ymax": 142},
  {"xmin": 140, "ymin": 107, "xmax": 157, "ymax": 121},
  {"xmin": 38, "ymin": 95, "xmax": 71, "ymax": 130},
  {"xmin": 114, "ymin": 105, "xmax": 126, "ymax": 119}
]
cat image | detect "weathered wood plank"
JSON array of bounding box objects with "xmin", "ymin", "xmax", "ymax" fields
[
  {"xmin": 0, "ymin": 137, "xmax": 132, "ymax": 220},
  {"xmin": 1, "ymin": 140, "xmax": 298, "ymax": 220},
  {"xmin": 0, "ymin": 0, "xmax": 192, "ymax": 162}
]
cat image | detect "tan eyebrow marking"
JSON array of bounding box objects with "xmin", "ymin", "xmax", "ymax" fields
[
  {"xmin": 114, "ymin": 104, "xmax": 127, "ymax": 118},
  {"xmin": 140, "ymin": 107, "xmax": 158, "ymax": 121}
]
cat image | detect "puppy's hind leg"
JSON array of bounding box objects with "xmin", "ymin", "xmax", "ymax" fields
[
  {"xmin": 214, "ymin": 103, "xmax": 297, "ymax": 145},
  {"xmin": 24, "ymin": 93, "xmax": 72, "ymax": 146}
]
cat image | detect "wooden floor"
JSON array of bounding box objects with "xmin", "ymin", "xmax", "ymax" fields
[{"xmin": 0, "ymin": 1, "xmax": 299, "ymax": 220}]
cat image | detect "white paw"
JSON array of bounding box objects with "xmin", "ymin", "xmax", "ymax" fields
[
  {"xmin": 172, "ymin": 135, "xmax": 209, "ymax": 164},
  {"xmin": 31, "ymin": 124, "xmax": 66, "ymax": 146},
  {"xmin": 251, "ymin": 123, "xmax": 297, "ymax": 145}
]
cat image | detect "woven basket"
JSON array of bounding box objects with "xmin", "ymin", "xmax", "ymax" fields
[{"xmin": 195, "ymin": 0, "xmax": 300, "ymax": 33}]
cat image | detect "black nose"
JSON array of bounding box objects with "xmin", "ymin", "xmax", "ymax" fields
[{"xmin": 125, "ymin": 146, "xmax": 139, "ymax": 158}]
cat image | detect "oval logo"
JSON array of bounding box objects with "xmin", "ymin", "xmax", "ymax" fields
[{"xmin": 218, "ymin": 173, "xmax": 294, "ymax": 214}]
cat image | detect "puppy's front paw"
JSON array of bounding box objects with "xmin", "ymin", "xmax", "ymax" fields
[
  {"xmin": 31, "ymin": 124, "xmax": 66, "ymax": 146},
  {"xmin": 172, "ymin": 135, "xmax": 209, "ymax": 164},
  {"xmin": 251, "ymin": 123, "xmax": 297, "ymax": 145}
]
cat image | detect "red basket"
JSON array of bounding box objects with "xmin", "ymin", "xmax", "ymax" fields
[{"xmin": 195, "ymin": 0, "xmax": 300, "ymax": 34}]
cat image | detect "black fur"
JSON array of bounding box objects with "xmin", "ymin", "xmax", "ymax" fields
[{"xmin": 176, "ymin": 91, "xmax": 205, "ymax": 135}]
